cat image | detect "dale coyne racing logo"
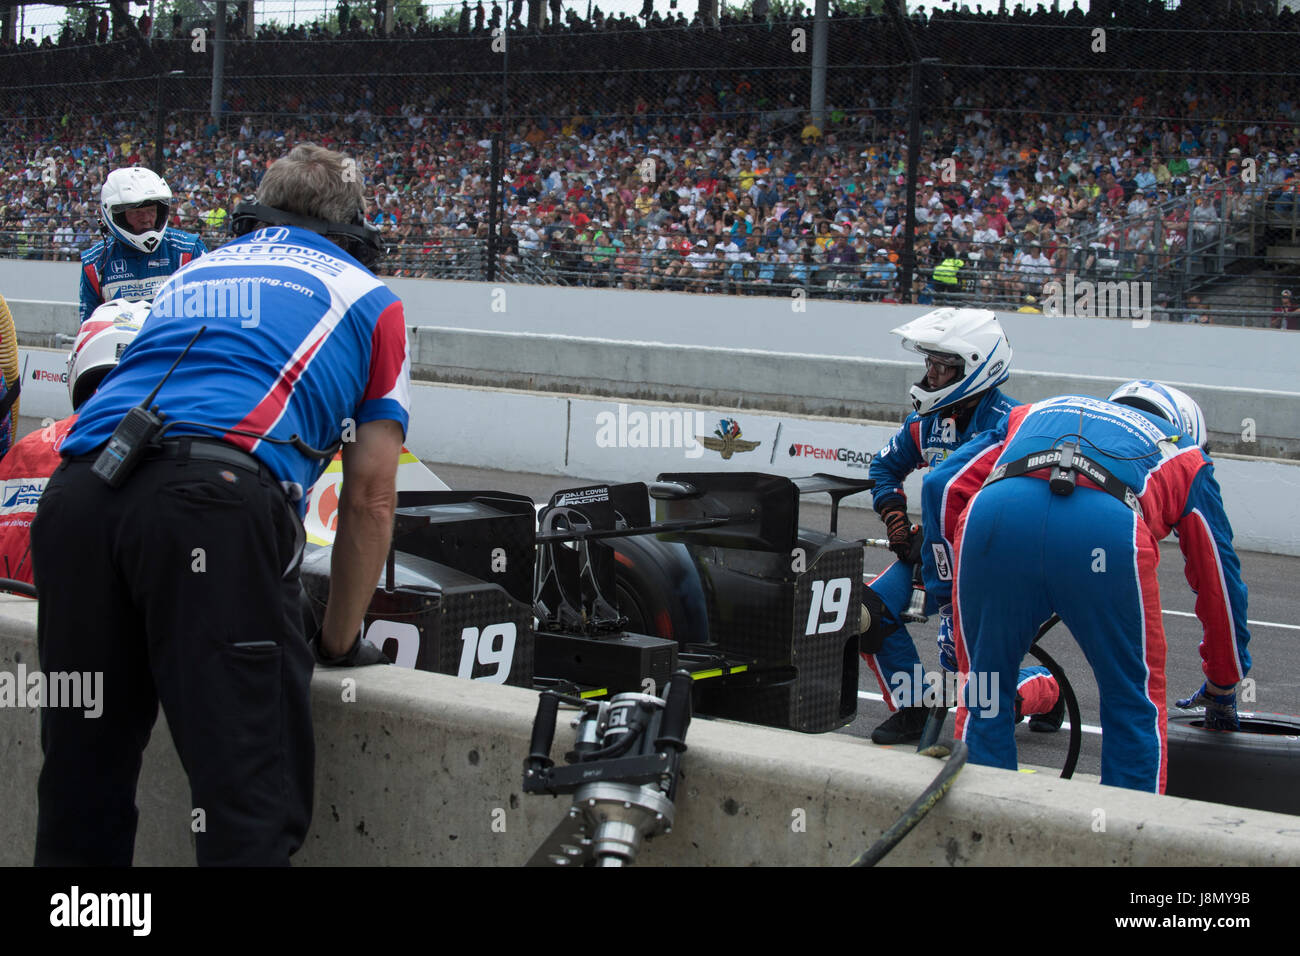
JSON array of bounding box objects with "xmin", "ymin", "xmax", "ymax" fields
[{"xmin": 2, "ymin": 480, "xmax": 46, "ymax": 509}]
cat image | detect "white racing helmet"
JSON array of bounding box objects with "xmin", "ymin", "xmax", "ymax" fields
[
  {"xmin": 101, "ymin": 167, "xmax": 172, "ymax": 254},
  {"xmin": 891, "ymin": 308, "xmax": 1012, "ymax": 415},
  {"xmin": 67, "ymin": 300, "xmax": 150, "ymax": 410},
  {"xmin": 1108, "ymin": 379, "xmax": 1209, "ymax": 449}
]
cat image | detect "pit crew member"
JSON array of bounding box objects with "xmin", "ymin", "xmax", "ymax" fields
[
  {"xmin": 0, "ymin": 301, "xmax": 147, "ymax": 585},
  {"xmin": 79, "ymin": 167, "xmax": 207, "ymax": 323},
  {"xmin": 862, "ymin": 307, "xmax": 1060, "ymax": 745},
  {"xmin": 33, "ymin": 144, "xmax": 408, "ymax": 865},
  {"xmin": 919, "ymin": 383, "xmax": 1250, "ymax": 792}
]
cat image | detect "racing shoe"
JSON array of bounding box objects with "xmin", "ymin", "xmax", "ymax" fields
[
  {"xmin": 1028, "ymin": 691, "xmax": 1065, "ymax": 733},
  {"xmin": 870, "ymin": 706, "xmax": 932, "ymax": 745}
]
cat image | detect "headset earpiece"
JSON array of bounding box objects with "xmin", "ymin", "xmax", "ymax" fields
[{"xmin": 229, "ymin": 201, "xmax": 383, "ymax": 266}]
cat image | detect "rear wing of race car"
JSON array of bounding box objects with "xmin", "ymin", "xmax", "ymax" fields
[
  {"xmin": 791, "ymin": 473, "xmax": 877, "ymax": 537},
  {"xmin": 650, "ymin": 472, "xmax": 798, "ymax": 553},
  {"xmin": 650, "ymin": 471, "xmax": 876, "ymax": 548}
]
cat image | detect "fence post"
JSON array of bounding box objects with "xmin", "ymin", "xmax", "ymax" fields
[{"xmin": 487, "ymin": 134, "xmax": 501, "ymax": 283}]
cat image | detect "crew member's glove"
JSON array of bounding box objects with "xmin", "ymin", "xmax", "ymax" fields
[
  {"xmin": 880, "ymin": 507, "xmax": 917, "ymax": 563},
  {"xmin": 936, "ymin": 605, "xmax": 957, "ymax": 673},
  {"xmin": 309, "ymin": 627, "xmax": 392, "ymax": 667},
  {"xmin": 1176, "ymin": 682, "xmax": 1239, "ymax": 731}
]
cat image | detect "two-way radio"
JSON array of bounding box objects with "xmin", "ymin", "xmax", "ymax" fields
[{"xmin": 91, "ymin": 326, "xmax": 206, "ymax": 488}]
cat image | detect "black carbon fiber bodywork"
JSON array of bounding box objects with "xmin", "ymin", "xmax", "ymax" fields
[
  {"xmin": 301, "ymin": 549, "xmax": 535, "ymax": 687},
  {"xmin": 302, "ymin": 474, "xmax": 868, "ymax": 732},
  {"xmin": 392, "ymin": 491, "xmax": 537, "ymax": 606},
  {"xmin": 687, "ymin": 531, "xmax": 863, "ymax": 733}
]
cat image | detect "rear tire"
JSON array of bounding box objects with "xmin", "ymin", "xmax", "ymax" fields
[
  {"xmin": 609, "ymin": 536, "xmax": 709, "ymax": 646},
  {"xmin": 1166, "ymin": 711, "xmax": 1300, "ymax": 816}
]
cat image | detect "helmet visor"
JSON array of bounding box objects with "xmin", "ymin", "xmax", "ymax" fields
[
  {"xmin": 919, "ymin": 350, "xmax": 965, "ymax": 391},
  {"xmin": 111, "ymin": 200, "xmax": 168, "ymax": 235},
  {"xmin": 921, "ymin": 350, "xmax": 963, "ymax": 371}
]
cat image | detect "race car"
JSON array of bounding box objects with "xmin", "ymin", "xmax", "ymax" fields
[{"xmin": 299, "ymin": 456, "xmax": 872, "ymax": 733}]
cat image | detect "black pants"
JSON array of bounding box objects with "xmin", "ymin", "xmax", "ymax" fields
[{"xmin": 30, "ymin": 452, "xmax": 314, "ymax": 866}]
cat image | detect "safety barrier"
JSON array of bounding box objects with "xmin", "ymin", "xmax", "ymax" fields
[
  {"xmin": 1, "ymin": 601, "xmax": 1296, "ymax": 867},
  {"xmin": 11, "ymin": 346, "xmax": 1300, "ymax": 556},
  {"xmin": 8, "ymin": 291, "xmax": 1300, "ymax": 461}
]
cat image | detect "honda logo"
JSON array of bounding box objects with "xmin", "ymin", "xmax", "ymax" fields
[{"xmin": 254, "ymin": 227, "xmax": 290, "ymax": 243}]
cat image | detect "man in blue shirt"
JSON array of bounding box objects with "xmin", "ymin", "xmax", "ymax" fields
[
  {"xmin": 34, "ymin": 144, "xmax": 409, "ymax": 866},
  {"xmin": 919, "ymin": 384, "xmax": 1248, "ymax": 792}
]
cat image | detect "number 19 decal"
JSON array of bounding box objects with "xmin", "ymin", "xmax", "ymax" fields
[
  {"xmin": 458, "ymin": 623, "xmax": 517, "ymax": 683},
  {"xmin": 805, "ymin": 577, "xmax": 851, "ymax": 635},
  {"xmin": 365, "ymin": 619, "xmax": 420, "ymax": 668}
]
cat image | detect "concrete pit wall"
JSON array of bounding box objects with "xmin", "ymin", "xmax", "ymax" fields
[{"xmin": 1, "ymin": 599, "xmax": 1297, "ymax": 867}]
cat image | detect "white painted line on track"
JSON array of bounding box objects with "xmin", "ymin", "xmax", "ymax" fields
[
  {"xmin": 1162, "ymin": 609, "xmax": 1300, "ymax": 631},
  {"xmin": 856, "ymin": 690, "xmax": 1105, "ymax": 735},
  {"xmin": 856, "ymin": 596, "xmax": 1300, "ymax": 632}
]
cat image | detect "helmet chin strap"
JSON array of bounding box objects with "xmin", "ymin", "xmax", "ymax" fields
[
  {"xmin": 917, "ymin": 378, "xmax": 980, "ymax": 425},
  {"xmin": 947, "ymin": 395, "xmax": 980, "ymax": 430}
]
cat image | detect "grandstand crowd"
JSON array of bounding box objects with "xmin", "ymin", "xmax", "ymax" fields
[{"xmin": 2, "ymin": 3, "xmax": 1299, "ymax": 323}]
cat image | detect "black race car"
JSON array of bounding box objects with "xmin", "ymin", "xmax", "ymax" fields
[{"xmin": 300, "ymin": 467, "xmax": 874, "ymax": 733}]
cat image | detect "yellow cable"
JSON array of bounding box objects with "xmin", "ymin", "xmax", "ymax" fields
[{"xmin": 0, "ymin": 294, "xmax": 18, "ymax": 449}]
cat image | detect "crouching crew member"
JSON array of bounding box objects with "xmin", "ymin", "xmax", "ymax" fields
[{"xmin": 919, "ymin": 384, "xmax": 1249, "ymax": 792}]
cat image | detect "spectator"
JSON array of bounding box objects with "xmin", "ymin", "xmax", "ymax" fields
[
  {"xmin": 1189, "ymin": 194, "xmax": 1219, "ymax": 247},
  {"xmin": 863, "ymin": 247, "xmax": 897, "ymax": 300},
  {"xmin": 0, "ymin": 6, "xmax": 1290, "ymax": 318},
  {"xmin": 1272, "ymin": 289, "xmax": 1300, "ymax": 330},
  {"xmin": 1183, "ymin": 294, "xmax": 1211, "ymax": 324},
  {"xmin": 1016, "ymin": 240, "xmax": 1053, "ymax": 297}
]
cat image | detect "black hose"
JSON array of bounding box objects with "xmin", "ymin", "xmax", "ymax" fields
[
  {"xmin": 0, "ymin": 578, "xmax": 36, "ymax": 598},
  {"xmin": 850, "ymin": 740, "xmax": 969, "ymax": 867},
  {"xmin": 1027, "ymin": 640, "xmax": 1082, "ymax": 780},
  {"xmin": 527, "ymin": 692, "xmax": 560, "ymax": 767},
  {"xmin": 1026, "ymin": 613, "xmax": 1082, "ymax": 780}
]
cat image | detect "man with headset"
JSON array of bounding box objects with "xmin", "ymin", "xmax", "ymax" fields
[{"xmin": 32, "ymin": 144, "xmax": 408, "ymax": 865}]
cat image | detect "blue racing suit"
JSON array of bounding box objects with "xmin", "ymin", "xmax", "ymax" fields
[
  {"xmin": 79, "ymin": 229, "xmax": 207, "ymax": 323},
  {"xmin": 862, "ymin": 386, "xmax": 1056, "ymax": 713},
  {"xmin": 920, "ymin": 395, "xmax": 1250, "ymax": 792}
]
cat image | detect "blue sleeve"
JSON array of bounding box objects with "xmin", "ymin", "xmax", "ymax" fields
[
  {"xmin": 79, "ymin": 260, "xmax": 98, "ymax": 324},
  {"xmin": 193, "ymin": 236, "xmax": 208, "ymax": 257},
  {"xmin": 920, "ymin": 423, "xmax": 1008, "ymax": 604},
  {"xmin": 869, "ymin": 415, "xmax": 924, "ymax": 513}
]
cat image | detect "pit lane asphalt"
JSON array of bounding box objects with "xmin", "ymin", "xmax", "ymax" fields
[{"xmin": 22, "ymin": 408, "xmax": 1294, "ymax": 782}]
